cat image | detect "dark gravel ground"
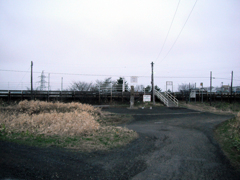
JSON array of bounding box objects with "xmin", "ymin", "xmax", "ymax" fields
[{"xmin": 1, "ymin": 106, "xmax": 240, "ymax": 180}]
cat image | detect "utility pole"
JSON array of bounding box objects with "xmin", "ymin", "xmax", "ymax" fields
[
  {"xmin": 210, "ymin": 71, "xmax": 212, "ymax": 106},
  {"xmin": 189, "ymin": 82, "xmax": 191, "ymax": 103},
  {"xmin": 195, "ymin": 82, "xmax": 196, "ymax": 102},
  {"xmin": 31, "ymin": 61, "xmax": 33, "ymax": 100},
  {"xmin": 230, "ymin": 71, "xmax": 233, "ymax": 103},
  {"xmin": 151, "ymin": 62, "xmax": 155, "ymax": 105},
  {"xmin": 61, "ymin": 77, "xmax": 63, "ymax": 91},
  {"xmin": 48, "ymin": 73, "xmax": 50, "ymax": 91}
]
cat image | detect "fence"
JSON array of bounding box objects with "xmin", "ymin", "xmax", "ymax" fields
[
  {"xmin": 0, "ymin": 90, "xmax": 149, "ymax": 104},
  {"xmin": 1, "ymin": 89, "xmax": 239, "ymax": 104},
  {"xmin": 174, "ymin": 91, "xmax": 240, "ymax": 103}
]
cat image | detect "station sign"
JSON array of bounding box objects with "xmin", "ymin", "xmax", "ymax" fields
[{"xmin": 143, "ymin": 95, "xmax": 151, "ymax": 102}]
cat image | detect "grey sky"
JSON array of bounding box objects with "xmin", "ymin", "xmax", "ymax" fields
[{"xmin": 0, "ymin": 0, "xmax": 240, "ymax": 91}]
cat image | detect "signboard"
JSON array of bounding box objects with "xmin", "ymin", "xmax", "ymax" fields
[
  {"xmin": 131, "ymin": 76, "xmax": 138, "ymax": 83},
  {"xmin": 166, "ymin": 81, "xmax": 173, "ymax": 85},
  {"xmin": 190, "ymin": 90, "xmax": 196, "ymax": 98},
  {"xmin": 143, "ymin": 95, "xmax": 151, "ymax": 102}
]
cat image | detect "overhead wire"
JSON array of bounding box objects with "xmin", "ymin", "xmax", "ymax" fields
[
  {"xmin": 157, "ymin": 0, "xmax": 198, "ymax": 65},
  {"xmin": 15, "ymin": 66, "xmax": 31, "ymax": 89},
  {"xmin": 155, "ymin": 0, "xmax": 181, "ymax": 64},
  {"xmin": 1, "ymin": 69, "xmax": 240, "ymax": 81}
]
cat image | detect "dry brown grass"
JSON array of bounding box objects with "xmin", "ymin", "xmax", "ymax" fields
[
  {"xmin": 179, "ymin": 101, "xmax": 235, "ymax": 115},
  {"xmin": 16, "ymin": 100, "xmax": 102, "ymax": 115},
  {"xmin": 0, "ymin": 111, "xmax": 100, "ymax": 136},
  {"xmin": 0, "ymin": 100, "xmax": 101, "ymax": 136},
  {"xmin": 0, "ymin": 100, "xmax": 138, "ymax": 151}
]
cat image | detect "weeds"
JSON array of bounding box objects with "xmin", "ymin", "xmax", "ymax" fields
[
  {"xmin": 215, "ymin": 112, "xmax": 240, "ymax": 169},
  {"xmin": 0, "ymin": 100, "xmax": 138, "ymax": 152},
  {"xmin": 180, "ymin": 101, "xmax": 240, "ymax": 115}
]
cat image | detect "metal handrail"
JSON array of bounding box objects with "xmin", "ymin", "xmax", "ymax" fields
[
  {"xmin": 164, "ymin": 91, "xmax": 178, "ymax": 107},
  {"xmin": 155, "ymin": 90, "xmax": 169, "ymax": 107}
]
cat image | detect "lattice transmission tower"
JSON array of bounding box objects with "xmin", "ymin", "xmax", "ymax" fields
[{"xmin": 37, "ymin": 71, "xmax": 47, "ymax": 90}]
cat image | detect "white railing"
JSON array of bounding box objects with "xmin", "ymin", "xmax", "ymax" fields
[
  {"xmin": 164, "ymin": 91, "xmax": 178, "ymax": 107},
  {"xmin": 155, "ymin": 90, "xmax": 169, "ymax": 107}
]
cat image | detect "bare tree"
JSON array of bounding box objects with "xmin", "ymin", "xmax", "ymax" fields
[
  {"xmin": 134, "ymin": 85, "xmax": 144, "ymax": 92},
  {"xmin": 178, "ymin": 83, "xmax": 195, "ymax": 92},
  {"xmin": 69, "ymin": 81, "xmax": 94, "ymax": 91}
]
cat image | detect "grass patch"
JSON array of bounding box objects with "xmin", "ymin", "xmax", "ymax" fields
[
  {"xmin": 215, "ymin": 113, "xmax": 240, "ymax": 169},
  {"xmin": 179, "ymin": 101, "xmax": 240, "ymax": 115},
  {"xmin": 210, "ymin": 102, "xmax": 240, "ymax": 113},
  {"xmin": 0, "ymin": 100, "xmax": 138, "ymax": 152}
]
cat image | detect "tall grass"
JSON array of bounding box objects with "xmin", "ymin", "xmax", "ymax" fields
[
  {"xmin": 0, "ymin": 100, "xmax": 138, "ymax": 151},
  {"xmin": 16, "ymin": 100, "xmax": 102, "ymax": 115}
]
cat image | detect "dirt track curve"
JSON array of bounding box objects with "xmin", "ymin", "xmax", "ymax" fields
[{"xmin": 1, "ymin": 107, "xmax": 240, "ymax": 180}]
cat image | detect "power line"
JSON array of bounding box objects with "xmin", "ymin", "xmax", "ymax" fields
[
  {"xmin": 155, "ymin": 0, "xmax": 181, "ymax": 63},
  {"xmin": 1, "ymin": 69, "xmax": 240, "ymax": 81},
  {"xmin": 157, "ymin": 0, "xmax": 198, "ymax": 64},
  {"xmin": 0, "ymin": 69, "xmax": 42, "ymax": 73},
  {"xmin": 0, "ymin": 69, "xmax": 145, "ymax": 78},
  {"xmin": 16, "ymin": 66, "xmax": 31, "ymax": 89}
]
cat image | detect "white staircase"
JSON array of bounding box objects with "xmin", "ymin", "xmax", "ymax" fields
[{"xmin": 154, "ymin": 90, "xmax": 178, "ymax": 107}]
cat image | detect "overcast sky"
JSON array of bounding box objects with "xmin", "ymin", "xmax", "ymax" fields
[{"xmin": 0, "ymin": 0, "xmax": 240, "ymax": 91}]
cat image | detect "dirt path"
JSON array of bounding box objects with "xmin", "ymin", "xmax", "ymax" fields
[{"xmin": 1, "ymin": 107, "xmax": 240, "ymax": 179}]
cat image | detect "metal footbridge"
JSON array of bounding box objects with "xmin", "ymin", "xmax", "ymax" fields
[{"xmin": 154, "ymin": 90, "xmax": 178, "ymax": 107}]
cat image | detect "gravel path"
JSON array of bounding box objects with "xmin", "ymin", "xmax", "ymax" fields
[{"xmin": 1, "ymin": 106, "xmax": 240, "ymax": 179}]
